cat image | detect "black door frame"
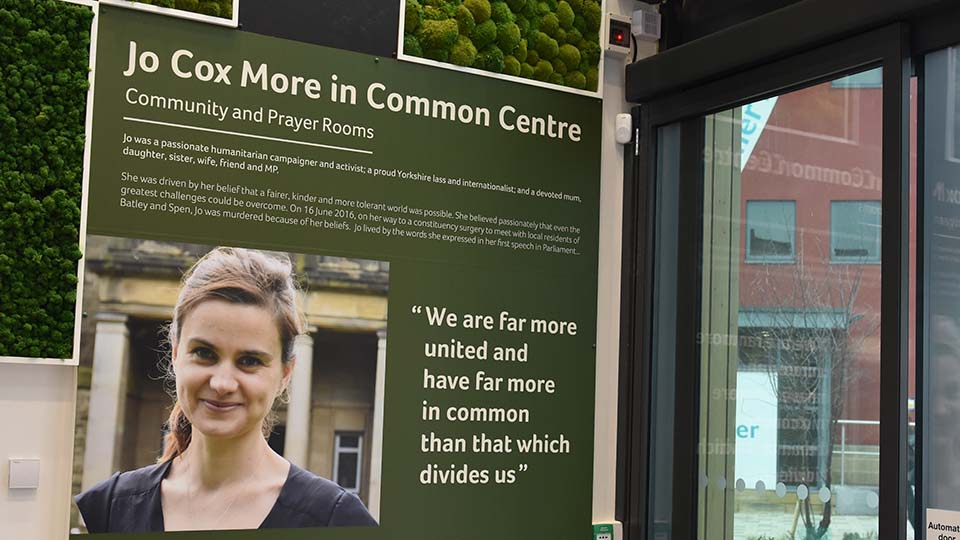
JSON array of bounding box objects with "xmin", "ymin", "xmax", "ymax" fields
[{"xmin": 617, "ymin": 23, "xmax": 911, "ymax": 540}]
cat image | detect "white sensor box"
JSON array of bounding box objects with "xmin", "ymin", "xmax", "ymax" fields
[
  {"xmin": 9, "ymin": 459, "xmax": 40, "ymax": 489},
  {"xmin": 632, "ymin": 9, "xmax": 661, "ymax": 42}
]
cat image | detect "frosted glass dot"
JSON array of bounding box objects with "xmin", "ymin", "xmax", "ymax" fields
[
  {"xmin": 776, "ymin": 482, "xmax": 787, "ymax": 497},
  {"xmin": 755, "ymin": 480, "xmax": 766, "ymax": 494},
  {"xmin": 819, "ymin": 487, "xmax": 832, "ymax": 503},
  {"xmin": 717, "ymin": 477, "xmax": 727, "ymax": 490},
  {"xmin": 866, "ymin": 491, "xmax": 879, "ymax": 509},
  {"xmin": 797, "ymin": 484, "xmax": 809, "ymax": 500},
  {"xmin": 735, "ymin": 479, "xmax": 746, "ymax": 492}
]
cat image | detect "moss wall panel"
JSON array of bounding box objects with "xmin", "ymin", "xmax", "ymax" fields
[{"xmin": 0, "ymin": 0, "xmax": 92, "ymax": 357}]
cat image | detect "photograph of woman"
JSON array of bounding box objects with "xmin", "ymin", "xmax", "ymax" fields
[{"xmin": 75, "ymin": 247, "xmax": 378, "ymax": 532}]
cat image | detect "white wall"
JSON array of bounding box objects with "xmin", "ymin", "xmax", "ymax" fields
[
  {"xmin": 593, "ymin": 0, "xmax": 658, "ymax": 527},
  {"xmin": 0, "ymin": 363, "xmax": 77, "ymax": 539}
]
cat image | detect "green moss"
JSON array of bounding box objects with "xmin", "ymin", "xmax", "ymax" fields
[
  {"xmin": 449, "ymin": 35, "xmax": 478, "ymax": 66},
  {"xmin": 505, "ymin": 0, "xmax": 526, "ymax": 11},
  {"xmin": 535, "ymin": 33, "xmax": 558, "ymax": 60},
  {"xmin": 440, "ymin": 1, "xmax": 458, "ymax": 17},
  {"xmin": 527, "ymin": 28, "xmax": 540, "ymax": 46},
  {"xmin": 533, "ymin": 59, "xmax": 553, "ymax": 81},
  {"xmin": 463, "ymin": 0, "xmax": 492, "ymax": 23},
  {"xmin": 564, "ymin": 70, "xmax": 586, "ymax": 89},
  {"xmin": 404, "ymin": 34, "xmax": 423, "ymax": 56},
  {"xmin": 471, "ymin": 19, "xmax": 498, "ymax": 49},
  {"xmin": 582, "ymin": 1, "xmax": 601, "ymax": 32},
  {"xmin": 520, "ymin": 62, "xmax": 535, "ymax": 78},
  {"xmin": 503, "ymin": 55, "xmax": 521, "ymax": 76},
  {"xmin": 578, "ymin": 37, "xmax": 600, "ymax": 65},
  {"xmin": 558, "ymin": 43, "xmax": 580, "ymax": 69},
  {"xmin": 540, "ymin": 12, "xmax": 559, "ymax": 37},
  {"xmin": 515, "ymin": 14, "xmax": 530, "ymax": 36},
  {"xmin": 585, "ymin": 66, "xmax": 599, "ymax": 91},
  {"xmin": 551, "ymin": 57, "xmax": 567, "ymax": 75},
  {"xmin": 556, "ymin": 1, "xmax": 574, "ymax": 29},
  {"xmin": 555, "ymin": 28, "xmax": 567, "ymax": 44},
  {"xmin": 548, "ymin": 72, "xmax": 564, "ymax": 85},
  {"xmin": 572, "ymin": 14, "xmax": 586, "ymax": 32},
  {"xmin": 566, "ymin": 28, "xmax": 582, "ymax": 45},
  {"xmin": 520, "ymin": 1, "xmax": 538, "ymax": 19},
  {"xmin": 198, "ymin": 1, "xmax": 220, "ymax": 16},
  {"xmin": 417, "ymin": 18, "xmax": 459, "ymax": 49},
  {"xmin": 474, "ymin": 44, "xmax": 505, "ymax": 72},
  {"xmin": 497, "ymin": 22, "xmax": 521, "ymax": 54},
  {"xmin": 0, "ymin": 0, "xmax": 91, "ymax": 357},
  {"xmin": 515, "ymin": 38, "xmax": 528, "ymax": 62},
  {"xmin": 456, "ymin": 4, "xmax": 476, "ymax": 35},
  {"xmin": 423, "ymin": 6, "xmax": 448, "ymax": 20},
  {"xmin": 490, "ymin": 1, "xmax": 514, "ymax": 23},
  {"xmin": 424, "ymin": 48, "xmax": 450, "ymax": 62},
  {"xmin": 567, "ymin": 0, "xmax": 583, "ymax": 14},
  {"xmin": 405, "ymin": 0, "xmax": 423, "ymax": 31},
  {"xmin": 134, "ymin": 0, "xmax": 229, "ymax": 16},
  {"xmin": 526, "ymin": 49, "xmax": 540, "ymax": 65}
]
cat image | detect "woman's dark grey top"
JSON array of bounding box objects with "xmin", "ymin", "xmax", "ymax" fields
[{"xmin": 75, "ymin": 460, "xmax": 377, "ymax": 533}]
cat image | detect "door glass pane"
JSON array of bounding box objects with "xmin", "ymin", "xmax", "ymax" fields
[
  {"xmin": 830, "ymin": 201, "xmax": 882, "ymax": 263},
  {"xmin": 746, "ymin": 201, "xmax": 797, "ymax": 262},
  {"xmin": 698, "ymin": 69, "xmax": 882, "ymax": 540},
  {"xmin": 922, "ymin": 46, "xmax": 960, "ymax": 516},
  {"xmin": 649, "ymin": 122, "xmax": 681, "ymax": 539}
]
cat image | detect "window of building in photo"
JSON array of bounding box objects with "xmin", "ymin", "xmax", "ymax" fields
[
  {"xmin": 333, "ymin": 432, "xmax": 363, "ymax": 494},
  {"xmin": 746, "ymin": 200, "xmax": 797, "ymax": 262},
  {"xmin": 830, "ymin": 200, "xmax": 881, "ymax": 262}
]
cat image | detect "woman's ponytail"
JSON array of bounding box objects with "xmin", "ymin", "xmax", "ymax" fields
[{"xmin": 159, "ymin": 400, "xmax": 192, "ymax": 463}]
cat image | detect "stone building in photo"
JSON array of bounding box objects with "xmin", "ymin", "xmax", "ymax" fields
[{"xmin": 70, "ymin": 236, "xmax": 389, "ymax": 530}]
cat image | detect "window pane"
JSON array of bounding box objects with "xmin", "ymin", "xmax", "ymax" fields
[
  {"xmin": 698, "ymin": 68, "xmax": 882, "ymax": 540},
  {"xmin": 923, "ymin": 46, "xmax": 960, "ymax": 516},
  {"xmin": 831, "ymin": 201, "xmax": 881, "ymax": 262},
  {"xmin": 746, "ymin": 201, "xmax": 795, "ymax": 261},
  {"xmin": 337, "ymin": 452, "xmax": 359, "ymax": 489},
  {"xmin": 339, "ymin": 434, "xmax": 360, "ymax": 448}
]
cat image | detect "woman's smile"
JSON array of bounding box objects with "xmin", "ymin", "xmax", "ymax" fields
[{"xmin": 199, "ymin": 399, "xmax": 243, "ymax": 412}]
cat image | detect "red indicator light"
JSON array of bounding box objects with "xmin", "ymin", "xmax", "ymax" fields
[{"xmin": 616, "ymin": 31, "xmax": 623, "ymax": 42}]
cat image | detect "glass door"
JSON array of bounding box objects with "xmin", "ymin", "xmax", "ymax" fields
[
  {"xmin": 921, "ymin": 43, "xmax": 960, "ymax": 526},
  {"xmin": 639, "ymin": 24, "xmax": 910, "ymax": 540},
  {"xmin": 695, "ymin": 70, "xmax": 883, "ymax": 540}
]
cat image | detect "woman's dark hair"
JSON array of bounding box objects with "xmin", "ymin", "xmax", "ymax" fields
[{"xmin": 159, "ymin": 247, "xmax": 303, "ymax": 462}]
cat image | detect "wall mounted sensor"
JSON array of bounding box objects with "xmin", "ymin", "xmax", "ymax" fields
[
  {"xmin": 632, "ymin": 9, "xmax": 661, "ymax": 42},
  {"xmin": 603, "ymin": 13, "xmax": 632, "ymax": 56},
  {"xmin": 615, "ymin": 113, "xmax": 633, "ymax": 144},
  {"xmin": 9, "ymin": 459, "xmax": 40, "ymax": 489}
]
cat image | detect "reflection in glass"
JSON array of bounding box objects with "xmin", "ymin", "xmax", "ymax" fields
[
  {"xmin": 698, "ymin": 69, "xmax": 883, "ymax": 540},
  {"xmin": 830, "ymin": 201, "xmax": 881, "ymax": 262},
  {"xmin": 924, "ymin": 46, "xmax": 960, "ymax": 515},
  {"xmin": 746, "ymin": 201, "xmax": 797, "ymax": 261}
]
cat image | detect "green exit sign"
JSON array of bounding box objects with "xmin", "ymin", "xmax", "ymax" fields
[{"xmin": 593, "ymin": 524, "xmax": 614, "ymax": 540}]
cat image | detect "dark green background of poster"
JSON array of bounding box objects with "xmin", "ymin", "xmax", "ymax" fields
[{"xmin": 78, "ymin": 6, "xmax": 600, "ymax": 539}]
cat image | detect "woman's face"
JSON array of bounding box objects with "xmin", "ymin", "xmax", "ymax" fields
[{"xmin": 172, "ymin": 299, "xmax": 292, "ymax": 441}]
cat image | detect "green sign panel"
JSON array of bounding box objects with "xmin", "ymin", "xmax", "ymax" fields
[{"xmin": 77, "ymin": 5, "xmax": 601, "ymax": 539}]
